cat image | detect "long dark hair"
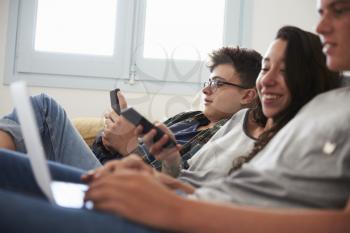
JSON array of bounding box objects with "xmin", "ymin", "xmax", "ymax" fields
[{"xmin": 231, "ymin": 26, "xmax": 341, "ymax": 172}]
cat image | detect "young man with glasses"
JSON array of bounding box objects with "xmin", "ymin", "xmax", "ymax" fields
[
  {"xmin": 150, "ymin": 48, "xmax": 263, "ymax": 179},
  {"xmin": 0, "ymin": 47, "xmax": 261, "ymax": 171}
]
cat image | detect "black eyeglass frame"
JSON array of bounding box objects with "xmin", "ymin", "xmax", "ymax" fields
[{"xmin": 203, "ymin": 78, "xmax": 250, "ymax": 90}]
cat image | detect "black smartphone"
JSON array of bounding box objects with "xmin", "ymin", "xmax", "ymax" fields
[
  {"xmin": 110, "ymin": 88, "xmax": 121, "ymax": 114},
  {"xmin": 121, "ymin": 107, "xmax": 176, "ymax": 149}
]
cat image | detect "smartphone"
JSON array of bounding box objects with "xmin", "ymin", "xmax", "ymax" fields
[
  {"xmin": 121, "ymin": 107, "xmax": 176, "ymax": 149},
  {"xmin": 110, "ymin": 88, "xmax": 121, "ymax": 114}
]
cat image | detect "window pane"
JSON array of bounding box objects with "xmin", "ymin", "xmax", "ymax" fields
[
  {"xmin": 143, "ymin": 0, "xmax": 225, "ymax": 61},
  {"xmin": 35, "ymin": 0, "xmax": 117, "ymax": 56}
]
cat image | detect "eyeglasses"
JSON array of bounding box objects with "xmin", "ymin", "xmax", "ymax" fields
[{"xmin": 203, "ymin": 78, "xmax": 249, "ymax": 92}]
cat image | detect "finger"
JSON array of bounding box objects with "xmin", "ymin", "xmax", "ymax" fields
[
  {"xmin": 93, "ymin": 166, "xmax": 115, "ymax": 180},
  {"xmin": 108, "ymin": 110, "xmax": 120, "ymax": 123},
  {"xmin": 87, "ymin": 171, "xmax": 137, "ymax": 194},
  {"xmin": 121, "ymin": 155, "xmax": 153, "ymax": 173},
  {"xmin": 176, "ymin": 144, "xmax": 182, "ymax": 150},
  {"xmin": 103, "ymin": 155, "xmax": 150, "ymax": 173},
  {"xmin": 153, "ymin": 123, "xmax": 176, "ymax": 141},
  {"xmin": 148, "ymin": 134, "xmax": 170, "ymax": 154},
  {"xmin": 135, "ymin": 125, "xmax": 144, "ymax": 136},
  {"xmin": 104, "ymin": 110, "xmax": 113, "ymax": 119},
  {"xmin": 117, "ymin": 91, "xmax": 128, "ymax": 110},
  {"xmin": 101, "ymin": 137, "xmax": 111, "ymax": 148},
  {"xmin": 81, "ymin": 166, "xmax": 106, "ymax": 183},
  {"xmin": 86, "ymin": 190, "xmax": 130, "ymax": 217},
  {"xmin": 98, "ymin": 158, "xmax": 143, "ymax": 177},
  {"xmin": 81, "ymin": 169, "xmax": 97, "ymax": 183},
  {"xmin": 85, "ymin": 184, "xmax": 117, "ymax": 203},
  {"xmin": 104, "ymin": 118, "xmax": 114, "ymax": 128},
  {"xmin": 103, "ymin": 160, "xmax": 122, "ymax": 173},
  {"xmin": 142, "ymin": 129, "xmax": 157, "ymax": 147}
]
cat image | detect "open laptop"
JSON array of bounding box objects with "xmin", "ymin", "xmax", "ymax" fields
[{"xmin": 10, "ymin": 81, "xmax": 90, "ymax": 208}]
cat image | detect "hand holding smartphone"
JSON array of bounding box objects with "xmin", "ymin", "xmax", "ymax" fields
[
  {"xmin": 121, "ymin": 107, "xmax": 176, "ymax": 149},
  {"xmin": 110, "ymin": 88, "xmax": 121, "ymax": 114}
]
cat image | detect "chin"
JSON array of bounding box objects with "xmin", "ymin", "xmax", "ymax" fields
[
  {"xmin": 262, "ymin": 110, "xmax": 275, "ymax": 119},
  {"xmin": 327, "ymin": 58, "xmax": 349, "ymax": 72},
  {"xmin": 202, "ymin": 109, "xmax": 212, "ymax": 117}
]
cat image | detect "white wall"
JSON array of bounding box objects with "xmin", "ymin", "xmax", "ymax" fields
[
  {"xmin": 250, "ymin": 0, "xmax": 319, "ymax": 54},
  {"xmin": 0, "ymin": 0, "xmax": 319, "ymax": 120}
]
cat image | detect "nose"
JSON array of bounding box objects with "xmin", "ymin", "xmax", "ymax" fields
[
  {"xmin": 202, "ymin": 84, "xmax": 213, "ymax": 95},
  {"xmin": 316, "ymin": 14, "xmax": 332, "ymax": 36},
  {"xmin": 258, "ymin": 70, "xmax": 277, "ymax": 88}
]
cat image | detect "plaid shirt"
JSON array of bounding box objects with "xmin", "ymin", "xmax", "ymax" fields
[{"xmin": 92, "ymin": 111, "xmax": 228, "ymax": 170}]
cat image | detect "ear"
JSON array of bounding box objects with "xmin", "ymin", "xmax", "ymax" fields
[{"xmin": 240, "ymin": 89, "xmax": 257, "ymax": 106}]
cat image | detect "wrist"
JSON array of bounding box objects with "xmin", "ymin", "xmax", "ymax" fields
[
  {"xmin": 125, "ymin": 144, "xmax": 142, "ymax": 157},
  {"xmin": 162, "ymin": 153, "xmax": 182, "ymax": 177},
  {"xmin": 163, "ymin": 151, "xmax": 181, "ymax": 166}
]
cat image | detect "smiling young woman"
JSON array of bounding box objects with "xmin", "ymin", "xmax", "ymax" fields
[{"xmin": 230, "ymin": 25, "xmax": 341, "ymax": 171}]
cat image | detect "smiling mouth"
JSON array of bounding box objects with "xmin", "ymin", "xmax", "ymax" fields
[
  {"xmin": 322, "ymin": 43, "xmax": 336, "ymax": 54},
  {"xmin": 262, "ymin": 94, "xmax": 281, "ymax": 101},
  {"xmin": 204, "ymin": 99, "xmax": 213, "ymax": 104}
]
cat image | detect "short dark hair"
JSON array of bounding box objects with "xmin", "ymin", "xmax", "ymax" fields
[{"xmin": 207, "ymin": 47, "xmax": 262, "ymax": 88}]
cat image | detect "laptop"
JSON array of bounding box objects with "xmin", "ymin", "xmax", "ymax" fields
[{"xmin": 10, "ymin": 81, "xmax": 90, "ymax": 209}]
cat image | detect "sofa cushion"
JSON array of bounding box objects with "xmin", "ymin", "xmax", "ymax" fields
[{"xmin": 72, "ymin": 117, "xmax": 104, "ymax": 148}]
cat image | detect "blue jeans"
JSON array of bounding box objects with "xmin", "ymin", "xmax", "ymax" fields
[
  {"xmin": 0, "ymin": 149, "xmax": 163, "ymax": 233},
  {"xmin": 0, "ymin": 94, "xmax": 101, "ymax": 170}
]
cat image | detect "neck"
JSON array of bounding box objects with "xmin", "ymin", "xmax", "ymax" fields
[
  {"xmin": 197, "ymin": 120, "xmax": 218, "ymax": 131},
  {"xmin": 246, "ymin": 112, "xmax": 277, "ymax": 139},
  {"xmin": 246, "ymin": 111, "xmax": 265, "ymax": 139},
  {"xmin": 264, "ymin": 118, "xmax": 275, "ymax": 131}
]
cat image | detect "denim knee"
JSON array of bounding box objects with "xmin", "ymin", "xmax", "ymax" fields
[
  {"xmin": 0, "ymin": 118, "xmax": 26, "ymax": 152},
  {"xmin": 0, "ymin": 93, "xmax": 57, "ymax": 152}
]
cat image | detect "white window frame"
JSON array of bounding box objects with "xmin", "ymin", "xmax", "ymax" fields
[{"xmin": 4, "ymin": 0, "xmax": 253, "ymax": 95}]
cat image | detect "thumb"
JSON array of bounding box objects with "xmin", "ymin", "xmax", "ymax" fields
[{"xmin": 117, "ymin": 91, "xmax": 128, "ymax": 110}]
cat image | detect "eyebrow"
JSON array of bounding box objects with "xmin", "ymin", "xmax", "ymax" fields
[
  {"xmin": 261, "ymin": 57, "xmax": 286, "ymax": 66},
  {"xmin": 211, "ymin": 76, "xmax": 225, "ymax": 80},
  {"xmin": 329, "ymin": 0, "xmax": 350, "ymax": 8},
  {"xmin": 318, "ymin": 0, "xmax": 350, "ymax": 13}
]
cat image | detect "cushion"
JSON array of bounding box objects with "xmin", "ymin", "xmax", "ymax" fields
[{"xmin": 72, "ymin": 117, "xmax": 104, "ymax": 148}]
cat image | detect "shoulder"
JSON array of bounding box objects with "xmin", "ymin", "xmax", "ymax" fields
[
  {"xmin": 309, "ymin": 86, "xmax": 350, "ymax": 104},
  {"xmin": 164, "ymin": 111, "xmax": 203, "ymax": 125},
  {"xmin": 297, "ymin": 87, "xmax": 350, "ymax": 117},
  {"xmin": 227, "ymin": 108, "xmax": 250, "ymax": 124}
]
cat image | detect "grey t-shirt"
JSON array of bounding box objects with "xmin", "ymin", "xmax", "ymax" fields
[
  {"xmin": 178, "ymin": 109, "xmax": 256, "ymax": 187},
  {"xmin": 191, "ymin": 87, "xmax": 350, "ymax": 210}
]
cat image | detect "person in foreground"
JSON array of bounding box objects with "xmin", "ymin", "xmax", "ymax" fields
[
  {"xmin": 0, "ymin": 47, "xmax": 261, "ymax": 171},
  {"xmin": 0, "ymin": 1, "xmax": 350, "ymax": 233}
]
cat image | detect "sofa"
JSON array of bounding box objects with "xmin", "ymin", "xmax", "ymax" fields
[{"xmin": 72, "ymin": 117, "xmax": 104, "ymax": 148}]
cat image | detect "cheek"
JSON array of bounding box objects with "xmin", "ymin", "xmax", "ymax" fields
[
  {"xmin": 285, "ymin": 92, "xmax": 292, "ymax": 107},
  {"xmin": 217, "ymin": 92, "xmax": 241, "ymax": 110},
  {"xmin": 256, "ymin": 78, "xmax": 262, "ymax": 93}
]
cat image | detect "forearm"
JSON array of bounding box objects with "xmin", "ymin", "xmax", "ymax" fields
[{"xmin": 170, "ymin": 199, "xmax": 350, "ymax": 233}]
